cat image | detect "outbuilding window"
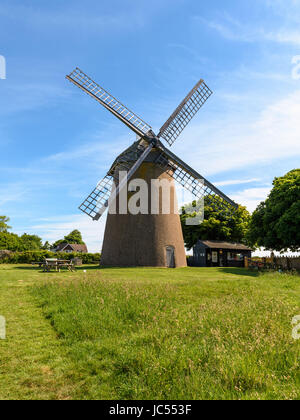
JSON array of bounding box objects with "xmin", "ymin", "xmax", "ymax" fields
[{"xmin": 227, "ymin": 252, "xmax": 244, "ymax": 261}]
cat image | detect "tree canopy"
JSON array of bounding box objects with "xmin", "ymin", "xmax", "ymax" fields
[
  {"xmin": 247, "ymin": 169, "xmax": 300, "ymax": 252},
  {"xmin": 42, "ymin": 241, "xmax": 51, "ymax": 250},
  {"xmin": 180, "ymin": 199, "xmax": 251, "ymax": 250},
  {"xmin": 52, "ymin": 230, "xmax": 85, "ymax": 248},
  {"xmin": 0, "ymin": 216, "xmax": 11, "ymax": 232},
  {"xmin": 19, "ymin": 234, "xmax": 43, "ymax": 251},
  {"xmin": 0, "ymin": 232, "xmax": 20, "ymax": 251},
  {"xmin": 0, "ymin": 232, "xmax": 43, "ymax": 251},
  {"xmin": 0, "ymin": 216, "xmax": 43, "ymax": 251}
]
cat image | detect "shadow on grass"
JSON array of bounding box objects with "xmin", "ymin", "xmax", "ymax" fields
[
  {"xmin": 14, "ymin": 267, "xmax": 69, "ymax": 273},
  {"xmin": 9, "ymin": 265, "xmax": 260, "ymax": 277},
  {"xmin": 217, "ymin": 267, "xmax": 259, "ymax": 277},
  {"xmin": 75, "ymin": 265, "xmax": 100, "ymax": 271},
  {"xmin": 14, "ymin": 264, "xmax": 100, "ymax": 272}
]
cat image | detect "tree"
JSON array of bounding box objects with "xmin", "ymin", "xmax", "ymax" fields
[
  {"xmin": 247, "ymin": 169, "xmax": 300, "ymax": 252},
  {"xmin": 180, "ymin": 198, "xmax": 251, "ymax": 250},
  {"xmin": 42, "ymin": 241, "xmax": 51, "ymax": 250},
  {"xmin": 0, "ymin": 232, "xmax": 21, "ymax": 251},
  {"xmin": 19, "ymin": 234, "xmax": 43, "ymax": 251},
  {"xmin": 0, "ymin": 216, "xmax": 11, "ymax": 232},
  {"xmin": 64, "ymin": 230, "xmax": 85, "ymax": 244},
  {"xmin": 0, "ymin": 217, "xmax": 43, "ymax": 251},
  {"xmin": 0, "ymin": 231, "xmax": 43, "ymax": 251},
  {"xmin": 52, "ymin": 239, "xmax": 65, "ymax": 248},
  {"xmin": 52, "ymin": 230, "xmax": 85, "ymax": 248},
  {"xmin": 246, "ymin": 202, "xmax": 266, "ymax": 249}
]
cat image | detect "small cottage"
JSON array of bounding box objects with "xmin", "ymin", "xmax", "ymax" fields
[
  {"xmin": 53, "ymin": 243, "xmax": 88, "ymax": 253},
  {"xmin": 192, "ymin": 240, "xmax": 252, "ymax": 268}
]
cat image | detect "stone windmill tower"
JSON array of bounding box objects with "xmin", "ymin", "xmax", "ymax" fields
[{"xmin": 66, "ymin": 68, "xmax": 237, "ymax": 267}]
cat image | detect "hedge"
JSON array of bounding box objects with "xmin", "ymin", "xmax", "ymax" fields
[{"xmin": 0, "ymin": 250, "xmax": 101, "ymax": 264}]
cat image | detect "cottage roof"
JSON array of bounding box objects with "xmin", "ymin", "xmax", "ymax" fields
[
  {"xmin": 197, "ymin": 240, "xmax": 252, "ymax": 251},
  {"xmin": 55, "ymin": 243, "xmax": 88, "ymax": 253}
]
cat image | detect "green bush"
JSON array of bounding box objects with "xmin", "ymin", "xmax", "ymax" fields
[
  {"xmin": 0, "ymin": 250, "xmax": 100, "ymax": 264},
  {"xmin": 0, "ymin": 231, "xmax": 43, "ymax": 251}
]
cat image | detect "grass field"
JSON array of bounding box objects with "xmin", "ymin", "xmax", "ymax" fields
[{"xmin": 0, "ymin": 264, "xmax": 299, "ymax": 400}]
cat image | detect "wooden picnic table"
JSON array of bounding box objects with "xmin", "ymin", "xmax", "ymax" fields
[{"xmin": 32, "ymin": 259, "xmax": 75, "ymax": 272}]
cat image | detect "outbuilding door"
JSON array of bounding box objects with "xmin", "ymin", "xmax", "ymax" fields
[{"xmin": 166, "ymin": 246, "xmax": 175, "ymax": 268}]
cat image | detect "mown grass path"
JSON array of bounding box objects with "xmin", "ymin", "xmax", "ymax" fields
[
  {"xmin": 0, "ymin": 265, "xmax": 75, "ymax": 399},
  {"xmin": 0, "ymin": 265, "xmax": 299, "ymax": 400}
]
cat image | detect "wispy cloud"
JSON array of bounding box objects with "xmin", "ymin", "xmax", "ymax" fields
[
  {"xmin": 214, "ymin": 178, "xmax": 261, "ymax": 187},
  {"xmin": 45, "ymin": 132, "xmax": 130, "ymax": 166},
  {"xmin": 0, "ymin": 183, "xmax": 29, "ymax": 207},
  {"xmin": 0, "ymin": 3, "xmax": 145, "ymax": 31},
  {"xmin": 174, "ymin": 89, "xmax": 300, "ymax": 176},
  {"xmin": 0, "ymin": 81, "xmax": 70, "ymax": 116},
  {"xmin": 264, "ymin": 30, "xmax": 300, "ymax": 46},
  {"xmin": 265, "ymin": 0, "xmax": 300, "ymax": 23},
  {"xmin": 231, "ymin": 187, "xmax": 272, "ymax": 212},
  {"xmin": 196, "ymin": 12, "xmax": 300, "ymax": 46},
  {"xmin": 166, "ymin": 43, "xmax": 208, "ymax": 65},
  {"xmin": 23, "ymin": 213, "xmax": 107, "ymax": 253}
]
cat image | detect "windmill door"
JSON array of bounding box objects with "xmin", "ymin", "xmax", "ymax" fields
[{"xmin": 166, "ymin": 246, "xmax": 175, "ymax": 268}]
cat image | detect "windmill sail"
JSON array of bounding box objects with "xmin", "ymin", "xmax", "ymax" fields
[
  {"xmin": 67, "ymin": 66, "xmax": 238, "ymax": 221},
  {"xmin": 79, "ymin": 141, "xmax": 153, "ymax": 221},
  {"xmin": 155, "ymin": 145, "xmax": 237, "ymax": 212},
  {"xmin": 67, "ymin": 68, "xmax": 152, "ymax": 138},
  {"xmin": 79, "ymin": 175, "xmax": 114, "ymax": 221},
  {"xmin": 158, "ymin": 80, "xmax": 213, "ymax": 146}
]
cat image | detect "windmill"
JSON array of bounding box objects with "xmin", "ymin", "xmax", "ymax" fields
[{"xmin": 66, "ymin": 68, "xmax": 237, "ymax": 267}]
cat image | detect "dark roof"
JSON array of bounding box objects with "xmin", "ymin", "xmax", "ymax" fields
[
  {"xmin": 197, "ymin": 240, "xmax": 252, "ymax": 251},
  {"xmin": 55, "ymin": 243, "xmax": 88, "ymax": 253}
]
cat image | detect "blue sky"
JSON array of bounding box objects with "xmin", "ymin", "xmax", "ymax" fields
[{"xmin": 0, "ymin": 0, "xmax": 300, "ymax": 252}]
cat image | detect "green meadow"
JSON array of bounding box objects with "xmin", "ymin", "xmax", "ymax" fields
[{"xmin": 0, "ymin": 264, "xmax": 299, "ymax": 400}]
